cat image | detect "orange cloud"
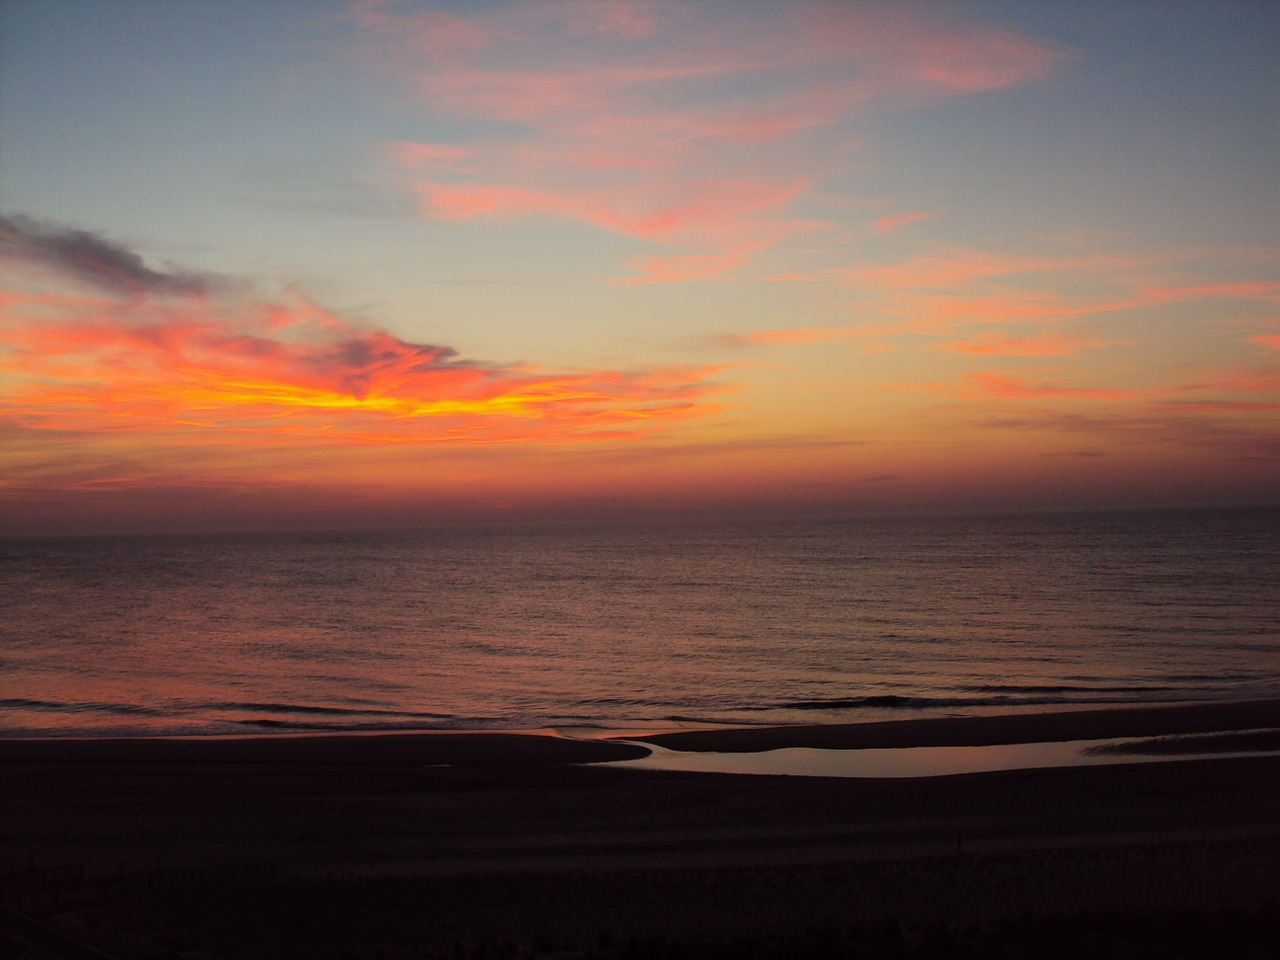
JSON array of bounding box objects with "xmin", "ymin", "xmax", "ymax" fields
[
  {"xmin": 0, "ymin": 221, "xmax": 725, "ymax": 459},
  {"xmin": 1139, "ymin": 281, "xmax": 1280, "ymax": 303},
  {"xmin": 2, "ymin": 292, "xmax": 722, "ymax": 446},
  {"xmin": 943, "ymin": 332, "xmax": 1107, "ymax": 357},
  {"xmin": 958, "ymin": 363, "xmax": 1280, "ymax": 426},
  {"xmin": 1154, "ymin": 399, "xmax": 1280, "ymax": 415},
  {"xmin": 1178, "ymin": 369, "xmax": 1280, "ymax": 394},
  {"xmin": 627, "ymin": 244, "xmax": 762, "ymax": 285},
  {"xmin": 357, "ymin": 1, "xmax": 1069, "ymax": 280},
  {"xmin": 909, "ymin": 291, "xmax": 1130, "ymax": 327},
  {"xmin": 1251, "ymin": 333, "xmax": 1280, "ymax": 351},
  {"xmin": 962, "ymin": 371, "xmax": 1134, "ymax": 402}
]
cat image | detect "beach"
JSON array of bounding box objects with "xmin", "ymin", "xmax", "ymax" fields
[{"xmin": 3, "ymin": 700, "xmax": 1279, "ymax": 958}]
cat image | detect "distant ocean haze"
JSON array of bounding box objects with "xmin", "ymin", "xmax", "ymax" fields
[{"xmin": 1, "ymin": 507, "xmax": 1278, "ymax": 738}]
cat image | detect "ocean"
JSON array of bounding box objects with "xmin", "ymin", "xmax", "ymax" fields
[{"xmin": 2, "ymin": 506, "xmax": 1278, "ymax": 738}]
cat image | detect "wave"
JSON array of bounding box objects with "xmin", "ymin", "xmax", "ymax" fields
[
  {"xmin": 209, "ymin": 701, "xmax": 453, "ymax": 720},
  {"xmin": 762, "ymin": 688, "xmax": 1204, "ymax": 712},
  {"xmin": 1, "ymin": 698, "xmax": 67, "ymax": 711},
  {"xmin": 663, "ymin": 714, "xmax": 780, "ymax": 727},
  {"xmin": 233, "ymin": 718, "xmax": 439, "ymax": 731},
  {"xmin": 0, "ymin": 697, "xmax": 458, "ymax": 731},
  {"xmin": 964, "ymin": 684, "xmax": 1183, "ymax": 695},
  {"xmin": 760, "ymin": 695, "xmax": 988, "ymax": 711},
  {"xmin": 230, "ymin": 716, "xmax": 504, "ymax": 733},
  {"xmin": 0, "ymin": 697, "xmax": 167, "ymax": 717}
]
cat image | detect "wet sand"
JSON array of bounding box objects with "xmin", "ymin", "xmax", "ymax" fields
[
  {"xmin": 632, "ymin": 697, "xmax": 1280, "ymax": 753},
  {"xmin": 3, "ymin": 700, "xmax": 1279, "ymax": 958}
]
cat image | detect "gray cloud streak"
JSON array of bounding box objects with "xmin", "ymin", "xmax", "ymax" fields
[{"xmin": 0, "ymin": 213, "xmax": 218, "ymax": 298}]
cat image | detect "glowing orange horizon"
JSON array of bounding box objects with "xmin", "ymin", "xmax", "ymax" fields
[{"xmin": 1, "ymin": 286, "xmax": 726, "ymax": 449}]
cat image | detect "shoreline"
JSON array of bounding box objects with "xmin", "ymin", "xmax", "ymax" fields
[
  {"xmin": 3, "ymin": 697, "xmax": 1278, "ymax": 768},
  {"xmin": 8, "ymin": 691, "xmax": 1278, "ymax": 742}
]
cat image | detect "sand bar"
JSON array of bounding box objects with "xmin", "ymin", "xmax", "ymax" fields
[
  {"xmin": 0, "ymin": 729, "xmax": 649, "ymax": 766},
  {"xmin": 630, "ymin": 697, "xmax": 1280, "ymax": 753}
]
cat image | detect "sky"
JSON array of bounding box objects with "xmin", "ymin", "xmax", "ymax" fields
[{"xmin": 1, "ymin": 0, "xmax": 1278, "ymax": 535}]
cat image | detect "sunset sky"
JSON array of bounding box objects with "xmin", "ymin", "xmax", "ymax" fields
[{"xmin": 2, "ymin": 0, "xmax": 1278, "ymax": 535}]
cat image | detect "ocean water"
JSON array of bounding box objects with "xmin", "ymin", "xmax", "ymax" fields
[{"xmin": 2, "ymin": 507, "xmax": 1278, "ymax": 738}]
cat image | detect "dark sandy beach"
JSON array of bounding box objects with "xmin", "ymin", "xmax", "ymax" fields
[{"xmin": 3, "ymin": 700, "xmax": 1279, "ymax": 958}]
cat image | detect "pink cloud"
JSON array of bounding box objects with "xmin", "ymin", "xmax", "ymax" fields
[
  {"xmin": 550, "ymin": 0, "xmax": 658, "ymax": 39},
  {"xmin": 411, "ymin": 174, "xmax": 810, "ymax": 254},
  {"xmin": 793, "ymin": 244, "xmax": 1280, "ymax": 346},
  {"xmin": 414, "ymin": 182, "xmax": 573, "ymax": 223},
  {"xmin": 845, "ymin": 250, "xmax": 1120, "ymax": 289},
  {"xmin": 795, "ymin": 5, "xmax": 1070, "ymax": 94},
  {"xmin": 355, "ymin": 1, "xmax": 1069, "ymax": 281},
  {"xmin": 871, "ymin": 209, "xmax": 943, "ymax": 236},
  {"xmin": 350, "ymin": 1, "xmax": 490, "ymax": 58},
  {"xmin": 905, "ymin": 27, "xmax": 1068, "ymax": 91},
  {"xmin": 387, "ymin": 141, "xmax": 474, "ymax": 172}
]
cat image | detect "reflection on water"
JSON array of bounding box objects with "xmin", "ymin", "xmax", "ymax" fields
[
  {"xmin": 4, "ymin": 508, "xmax": 1278, "ymax": 737},
  {"xmin": 607, "ymin": 736, "xmax": 1280, "ymax": 779}
]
